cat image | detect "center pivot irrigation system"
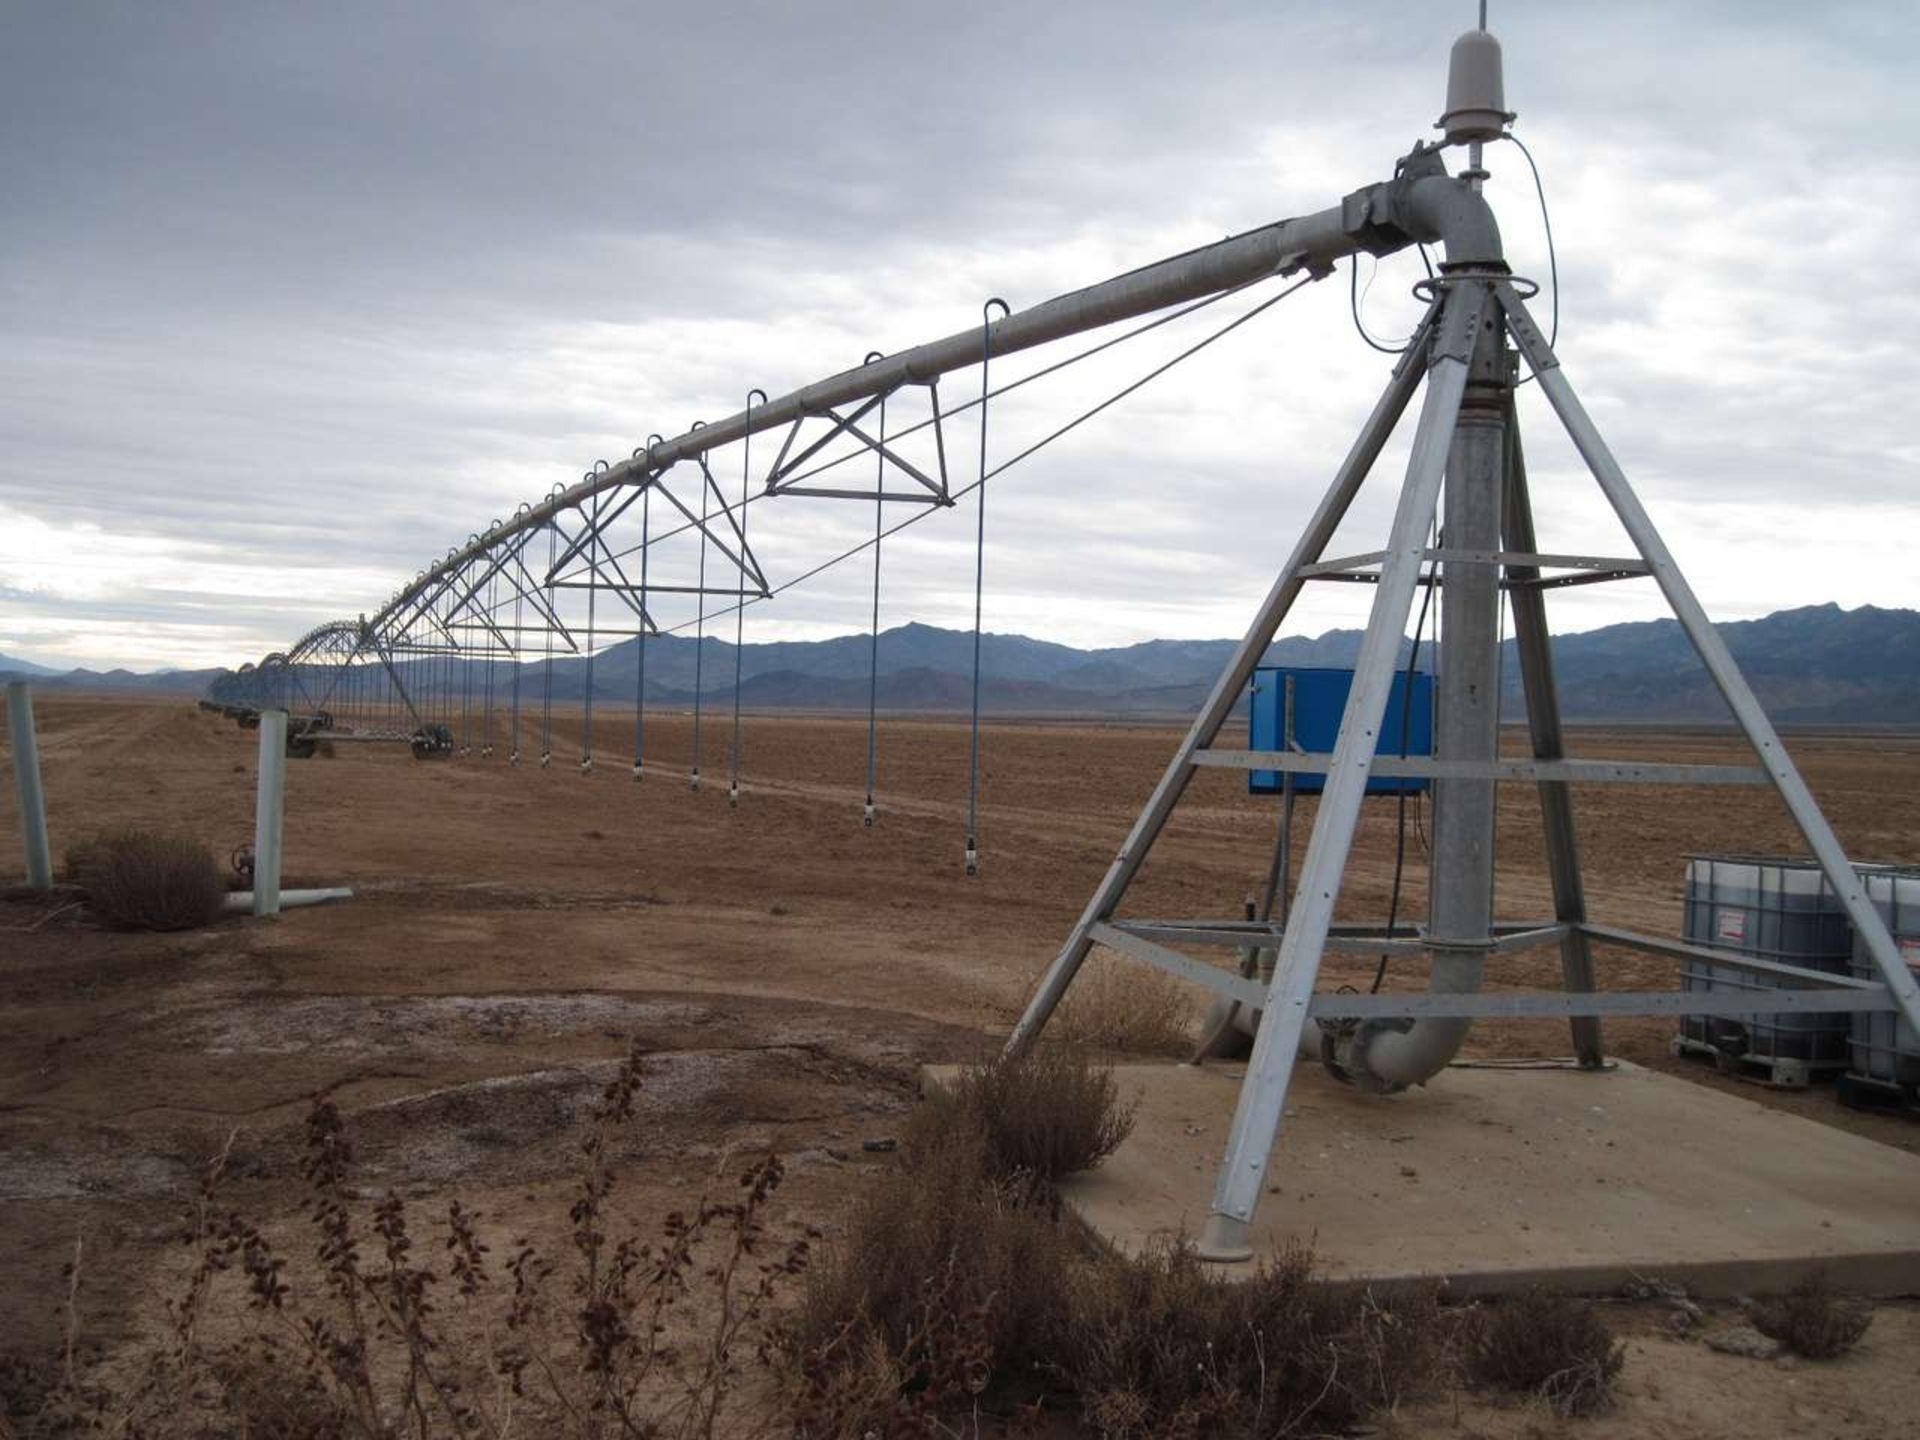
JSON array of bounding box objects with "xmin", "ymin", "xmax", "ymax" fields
[{"xmin": 206, "ymin": 16, "xmax": 1920, "ymax": 1259}]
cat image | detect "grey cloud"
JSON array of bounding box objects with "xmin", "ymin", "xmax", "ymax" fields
[{"xmin": 1, "ymin": 2, "xmax": 1916, "ymax": 669}]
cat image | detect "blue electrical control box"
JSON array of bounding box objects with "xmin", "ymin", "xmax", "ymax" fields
[{"xmin": 1248, "ymin": 666, "xmax": 1434, "ymax": 796}]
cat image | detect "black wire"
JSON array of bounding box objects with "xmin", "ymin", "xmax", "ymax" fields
[
  {"xmin": 1349, "ymin": 250, "xmax": 1431, "ymax": 355},
  {"xmin": 1349, "ymin": 255, "xmax": 1415, "ymax": 355},
  {"xmin": 1371, "ymin": 533, "xmax": 1437, "ymax": 995},
  {"xmin": 1505, "ymin": 131, "xmax": 1559, "ymax": 349}
]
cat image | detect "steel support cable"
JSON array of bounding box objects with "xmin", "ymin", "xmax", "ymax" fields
[
  {"xmin": 864, "ymin": 383, "xmax": 887, "ymax": 828},
  {"xmin": 770, "ymin": 276, "xmax": 1264, "ymax": 492},
  {"xmin": 731, "ymin": 394, "xmax": 767, "ymax": 807},
  {"xmin": 582, "ymin": 482, "xmax": 601, "ymax": 772},
  {"xmin": 483, "ymin": 564, "xmax": 499, "ymax": 755},
  {"xmin": 634, "ymin": 479, "xmax": 651, "ymax": 779},
  {"xmin": 509, "ymin": 541, "xmax": 525, "ymax": 763},
  {"xmin": 644, "ymin": 273, "xmax": 1313, "ymax": 642},
  {"xmin": 459, "ymin": 574, "xmax": 474, "ymax": 753},
  {"xmin": 540, "ymin": 520, "xmax": 557, "ymax": 767},
  {"xmin": 691, "ymin": 441, "xmax": 712, "ymax": 791},
  {"xmin": 965, "ymin": 300, "xmax": 1010, "ymax": 876},
  {"xmin": 578, "ymin": 276, "xmax": 1279, "ymax": 576},
  {"xmin": 438, "ymin": 589, "xmax": 450, "ymax": 742}
]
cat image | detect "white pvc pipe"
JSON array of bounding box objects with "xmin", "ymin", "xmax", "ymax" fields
[
  {"xmin": 225, "ymin": 886, "xmax": 351, "ymax": 913},
  {"xmin": 253, "ymin": 710, "xmax": 287, "ymax": 916},
  {"xmin": 5, "ymin": 680, "xmax": 51, "ymax": 889}
]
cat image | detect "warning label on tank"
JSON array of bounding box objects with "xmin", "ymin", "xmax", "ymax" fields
[{"xmin": 1715, "ymin": 908, "xmax": 1747, "ymax": 944}]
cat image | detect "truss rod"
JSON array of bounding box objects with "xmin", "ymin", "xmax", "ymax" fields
[{"xmin": 372, "ymin": 158, "xmax": 1495, "ymax": 630}]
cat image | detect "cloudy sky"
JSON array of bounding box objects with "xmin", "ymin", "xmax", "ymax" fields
[{"xmin": 2, "ymin": 1, "xmax": 1915, "ymax": 671}]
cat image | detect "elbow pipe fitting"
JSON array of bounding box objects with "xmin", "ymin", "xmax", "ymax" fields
[
  {"xmin": 1395, "ymin": 173, "xmax": 1505, "ymax": 271},
  {"xmin": 1329, "ymin": 943, "xmax": 1491, "ymax": 1092},
  {"xmin": 1339, "ymin": 157, "xmax": 1504, "ymax": 274}
]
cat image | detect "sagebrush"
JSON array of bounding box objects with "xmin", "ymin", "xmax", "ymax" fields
[
  {"xmin": 787, "ymin": 1046, "xmax": 1445, "ymax": 1438},
  {"xmin": 1752, "ymin": 1273, "xmax": 1873, "ymax": 1360},
  {"xmin": 1463, "ymin": 1288, "xmax": 1623, "ymax": 1418},
  {"xmin": 918, "ymin": 1046, "xmax": 1136, "ymax": 1184},
  {"xmin": 1043, "ymin": 952, "xmax": 1195, "ymax": 1055},
  {"xmin": 66, "ymin": 829, "xmax": 225, "ymax": 931}
]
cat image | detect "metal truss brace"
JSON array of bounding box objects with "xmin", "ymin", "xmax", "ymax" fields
[
  {"xmin": 764, "ymin": 385, "xmax": 953, "ymax": 504},
  {"xmin": 546, "ymin": 513, "xmax": 658, "ymax": 631},
  {"xmin": 1190, "ymin": 752, "xmax": 1771, "ymax": 786},
  {"xmin": 636, "ymin": 461, "xmax": 770, "ymax": 597}
]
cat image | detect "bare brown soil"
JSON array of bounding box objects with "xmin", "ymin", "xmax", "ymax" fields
[{"xmin": 4, "ymin": 693, "xmax": 1918, "ymax": 1435}]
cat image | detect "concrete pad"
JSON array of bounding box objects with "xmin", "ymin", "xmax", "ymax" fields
[{"xmin": 1047, "ymin": 1060, "xmax": 1920, "ymax": 1296}]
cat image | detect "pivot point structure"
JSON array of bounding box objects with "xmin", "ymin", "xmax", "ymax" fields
[
  {"xmin": 1005, "ymin": 22, "xmax": 1920, "ymax": 1263},
  {"xmin": 197, "ymin": 13, "xmax": 1919, "ymax": 1259}
]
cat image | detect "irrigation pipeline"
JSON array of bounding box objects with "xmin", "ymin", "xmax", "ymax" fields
[
  {"xmin": 206, "ymin": 268, "xmax": 1318, "ymax": 852},
  {"xmin": 210, "ymin": 143, "xmax": 1494, "ymax": 859}
]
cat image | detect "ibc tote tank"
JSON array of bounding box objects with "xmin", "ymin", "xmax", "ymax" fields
[
  {"xmin": 1677, "ymin": 854, "xmax": 1858, "ymax": 1086},
  {"xmin": 1844, "ymin": 870, "xmax": 1920, "ymax": 1104}
]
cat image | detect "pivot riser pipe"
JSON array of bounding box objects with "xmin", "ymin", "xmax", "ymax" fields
[
  {"xmin": 1200, "ymin": 281, "xmax": 1487, "ymax": 1261},
  {"xmin": 1005, "ymin": 304, "xmax": 1441, "ymax": 1058},
  {"xmin": 375, "ymin": 169, "xmax": 1500, "ymax": 633},
  {"xmin": 253, "ymin": 710, "xmax": 287, "ymax": 917},
  {"xmin": 5, "ymin": 681, "xmax": 52, "ymax": 889},
  {"xmin": 1348, "ymin": 309, "xmax": 1509, "ymax": 1090}
]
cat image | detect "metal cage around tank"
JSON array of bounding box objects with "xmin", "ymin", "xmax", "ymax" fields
[
  {"xmin": 1845, "ymin": 871, "xmax": 1920, "ymax": 1102},
  {"xmin": 1676, "ymin": 854, "xmax": 1881, "ymax": 1084}
]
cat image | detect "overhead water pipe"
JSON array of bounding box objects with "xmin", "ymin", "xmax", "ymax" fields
[{"xmin": 367, "ymin": 152, "xmax": 1502, "ymax": 635}]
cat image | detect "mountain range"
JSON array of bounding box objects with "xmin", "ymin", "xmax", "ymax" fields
[{"xmin": 3, "ymin": 603, "xmax": 1914, "ymax": 725}]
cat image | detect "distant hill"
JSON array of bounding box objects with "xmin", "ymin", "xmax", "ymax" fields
[
  {"xmin": 0, "ymin": 651, "xmax": 64, "ymax": 678},
  {"xmin": 10, "ymin": 604, "xmax": 1916, "ymax": 725},
  {"xmin": 1498, "ymin": 603, "xmax": 1920, "ymax": 725},
  {"xmin": 0, "ymin": 662, "xmax": 221, "ymax": 696}
]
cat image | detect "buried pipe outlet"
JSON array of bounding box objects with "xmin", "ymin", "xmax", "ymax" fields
[{"xmin": 224, "ymin": 887, "xmax": 354, "ymax": 914}]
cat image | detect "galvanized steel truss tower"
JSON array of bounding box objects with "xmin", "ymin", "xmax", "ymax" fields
[{"xmin": 1006, "ymin": 262, "xmax": 1920, "ymax": 1262}]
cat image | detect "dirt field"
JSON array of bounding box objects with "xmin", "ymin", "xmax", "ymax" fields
[{"xmin": 4, "ymin": 692, "xmax": 1918, "ymax": 1435}]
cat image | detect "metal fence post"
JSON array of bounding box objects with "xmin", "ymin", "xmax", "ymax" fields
[
  {"xmin": 5, "ymin": 681, "xmax": 52, "ymax": 889},
  {"xmin": 253, "ymin": 709, "xmax": 286, "ymax": 916}
]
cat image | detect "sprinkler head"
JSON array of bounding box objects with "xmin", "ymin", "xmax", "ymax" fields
[
  {"xmin": 728, "ymin": 783, "xmax": 738, "ymax": 808},
  {"xmin": 540, "ymin": 751, "xmax": 551, "ymax": 770},
  {"xmin": 510, "ymin": 750, "xmax": 521, "ymax": 766},
  {"xmin": 580, "ymin": 757, "xmax": 594, "ymax": 774},
  {"xmin": 863, "ymin": 801, "xmax": 875, "ymax": 828},
  {"xmin": 964, "ymin": 840, "xmax": 979, "ymax": 877},
  {"xmin": 631, "ymin": 763, "xmax": 643, "ymax": 782},
  {"xmin": 690, "ymin": 769, "xmax": 701, "ymax": 792}
]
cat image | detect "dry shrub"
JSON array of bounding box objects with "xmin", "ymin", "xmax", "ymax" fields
[
  {"xmin": 1062, "ymin": 1242, "xmax": 1443, "ymax": 1438},
  {"xmin": 1752, "ymin": 1273, "xmax": 1873, "ymax": 1360},
  {"xmin": 69, "ymin": 829, "xmax": 225, "ymax": 931},
  {"xmin": 787, "ymin": 1048, "xmax": 1444, "ymax": 1439},
  {"xmin": 1046, "ymin": 952, "xmax": 1196, "ymax": 1055},
  {"xmin": 1464, "ymin": 1289, "xmax": 1623, "ymax": 1418},
  {"xmin": 9, "ymin": 1044, "xmax": 809, "ymax": 1439},
  {"xmin": 918, "ymin": 1046, "xmax": 1136, "ymax": 1184},
  {"xmin": 786, "ymin": 1123, "xmax": 1072, "ymax": 1435}
]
